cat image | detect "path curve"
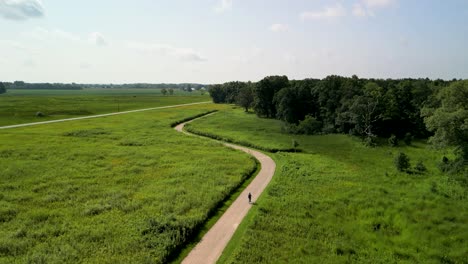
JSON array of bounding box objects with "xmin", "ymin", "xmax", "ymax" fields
[
  {"xmin": 175, "ymin": 115, "xmax": 276, "ymax": 264},
  {"xmin": 0, "ymin": 101, "xmax": 211, "ymax": 130}
]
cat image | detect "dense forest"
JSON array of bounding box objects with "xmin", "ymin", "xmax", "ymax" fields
[{"xmin": 208, "ymin": 75, "xmax": 468, "ymax": 173}]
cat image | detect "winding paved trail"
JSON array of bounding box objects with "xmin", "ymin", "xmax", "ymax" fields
[
  {"xmin": 0, "ymin": 101, "xmax": 211, "ymax": 130},
  {"xmin": 175, "ymin": 116, "xmax": 276, "ymax": 264}
]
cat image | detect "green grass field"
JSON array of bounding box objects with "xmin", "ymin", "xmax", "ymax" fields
[
  {"xmin": 0, "ymin": 103, "xmax": 257, "ymax": 263},
  {"xmin": 0, "ymin": 89, "xmax": 209, "ymax": 126},
  {"xmin": 187, "ymin": 108, "xmax": 468, "ymax": 263}
]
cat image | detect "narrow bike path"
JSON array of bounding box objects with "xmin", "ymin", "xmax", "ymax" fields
[{"xmin": 175, "ymin": 118, "xmax": 276, "ymax": 264}]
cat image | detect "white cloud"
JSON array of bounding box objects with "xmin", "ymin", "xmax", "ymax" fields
[
  {"xmin": 353, "ymin": 0, "xmax": 396, "ymax": 17},
  {"xmin": 269, "ymin": 23, "xmax": 288, "ymax": 32},
  {"xmin": 22, "ymin": 27, "xmax": 81, "ymax": 42},
  {"xmin": 363, "ymin": 0, "xmax": 396, "ymax": 9},
  {"xmin": 0, "ymin": 0, "xmax": 44, "ymax": 20},
  {"xmin": 352, "ymin": 4, "xmax": 367, "ymax": 17},
  {"xmin": 89, "ymin": 32, "xmax": 108, "ymax": 46},
  {"xmin": 214, "ymin": 0, "xmax": 232, "ymax": 13},
  {"xmin": 0, "ymin": 39, "xmax": 31, "ymax": 51},
  {"xmin": 128, "ymin": 42, "xmax": 206, "ymax": 62},
  {"xmin": 300, "ymin": 4, "xmax": 346, "ymax": 20}
]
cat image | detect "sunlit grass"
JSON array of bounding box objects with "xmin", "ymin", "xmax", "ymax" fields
[
  {"xmin": 0, "ymin": 104, "xmax": 257, "ymax": 263},
  {"xmin": 189, "ymin": 108, "xmax": 468, "ymax": 263}
]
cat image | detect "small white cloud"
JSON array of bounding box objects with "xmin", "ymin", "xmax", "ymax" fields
[
  {"xmin": 214, "ymin": 0, "xmax": 232, "ymax": 13},
  {"xmin": 128, "ymin": 42, "xmax": 205, "ymax": 62},
  {"xmin": 0, "ymin": 0, "xmax": 44, "ymax": 20},
  {"xmin": 300, "ymin": 4, "xmax": 346, "ymax": 21},
  {"xmin": 362, "ymin": 0, "xmax": 396, "ymax": 9},
  {"xmin": 354, "ymin": 0, "xmax": 396, "ymax": 17},
  {"xmin": 22, "ymin": 27, "xmax": 81, "ymax": 42},
  {"xmin": 352, "ymin": 4, "xmax": 368, "ymax": 17},
  {"xmin": 89, "ymin": 32, "xmax": 108, "ymax": 46},
  {"xmin": 269, "ymin": 23, "xmax": 288, "ymax": 32}
]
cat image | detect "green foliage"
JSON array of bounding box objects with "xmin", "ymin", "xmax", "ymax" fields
[
  {"xmin": 414, "ymin": 160, "xmax": 427, "ymax": 174},
  {"xmin": 274, "ymin": 80, "xmax": 316, "ymax": 124},
  {"xmin": 291, "ymin": 139, "xmax": 299, "ymax": 152},
  {"xmin": 388, "ymin": 134, "xmax": 398, "ymax": 147},
  {"xmin": 253, "ymin": 75, "xmax": 289, "ymax": 118},
  {"xmin": 0, "ymin": 82, "xmax": 6, "ymax": 94},
  {"xmin": 235, "ymin": 83, "xmax": 254, "ymax": 112},
  {"xmin": 403, "ymin": 132, "xmax": 413, "ymax": 146},
  {"xmin": 191, "ymin": 108, "xmax": 467, "ymax": 264},
  {"xmin": 0, "ymin": 104, "xmax": 256, "ymax": 263},
  {"xmin": 363, "ymin": 136, "xmax": 377, "ymax": 147},
  {"xmin": 423, "ymin": 80, "xmax": 468, "ymax": 165},
  {"xmin": 161, "ymin": 88, "xmax": 168, "ymax": 95},
  {"xmin": 282, "ymin": 115, "xmax": 323, "ymax": 135},
  {"xmin": 394, "ymin": 152, "xmax": 411, "ymax": 172}
]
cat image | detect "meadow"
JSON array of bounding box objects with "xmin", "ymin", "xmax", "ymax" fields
[
  {"xmin": 187, "ymin": 108, "xmax": 468, "ymax": 263},
  {"xmin": 0, "ymin": 89, "xmax": 208, "ymax": 126},
  {"xmin": 0, "ymin": 103, "xmax": 257, "ymax": 263}
]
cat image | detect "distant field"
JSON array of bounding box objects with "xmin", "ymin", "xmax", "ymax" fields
[
  {"xmin": 0, "ymin": 103, "xmax": 256, "ymax": 263},
  {"xmin": 4, "ymin": 88, "xmax": 203, "ymax": 96},
  {"xmin": 188, "ymin": 108, "xmax": 468, "ymax": 263},
  {"xmin": 0, "ymin": 89, "xmax": 209, "ymax": 126}
]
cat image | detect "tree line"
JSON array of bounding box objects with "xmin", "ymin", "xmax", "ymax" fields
[
  {"xmin": 4, "ymin": 81, "xmax": 83, "ymax": 90},
  {"xmin": 208, "ymin": 75, "xmax": 467, "ymax": 171},
  {"xmin": 0, "ymin": 81, "xmax": 207, "ymax": 91}
]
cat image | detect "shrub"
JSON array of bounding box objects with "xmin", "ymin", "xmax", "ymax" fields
[
  {"xmin": 297, "ymin": 115, "xmax": 322, "ymax": 135},
  {"xmin": 438, "ymin": 156, "xmax": 451, "ymax": 173},
  {"xmin": 36, "ymin": 111, "xmax": 45, "ymax": 117},
  {"xmin": 292, "ymin": 139, "xmax": 299, "ymax": 152},
  {"xmin": 364, "ymin": 136, "xmax": 377, "ymax": 147},
  {"xmin": 403, "ymin": 133, "xmax": 413, "ymax": 146},
  {"xmin": 414, "ymin": 161, "xmax": 427, "ymax": 174},
  {"xmin": 394, "ymin": 152, "xmax": 411, "ymax": 172},
  {"xmin": 388, "ymin": 134, "xmax": 398, "ymax": 147}
]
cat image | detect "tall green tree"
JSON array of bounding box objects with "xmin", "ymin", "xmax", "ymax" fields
[
  {"xmin": 0, "ymin": 82, "xmax": 6, "ymax": 94},
  {"xmin": 254, "ymin": 76, "xmax": 289, "ymax": 118},
  {"xmin": 338, "ymin": 82, "xmax": 384, "ymax": 139},
  {"xmin": 422, "ymin": 80, "xmax": 468, "ymax": 163},
  {"xmin": 236, "ymin": 82, "xmax": 254, "ymax": 112},
  {"xmin": 274, "ymin": 80, "xmax": 316, "ymax": 124},
  {"xmin": 209, "ymin": 84, "xmax": 226, "ymax": 103}
]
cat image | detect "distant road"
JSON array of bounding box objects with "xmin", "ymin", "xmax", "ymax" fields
[{"xmin": 0, "ymin": 101, "xmax": 211, "ymax": 130}]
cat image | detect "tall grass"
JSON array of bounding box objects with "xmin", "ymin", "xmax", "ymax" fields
[
  {"xmin": 189, "ymin": 108, "xmax": 468, "ymax": 263},
  {"xmin": 0, "ymin": 104, "xmax": 257, "ymax": 263}
]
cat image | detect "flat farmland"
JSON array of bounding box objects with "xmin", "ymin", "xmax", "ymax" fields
[
  {"xmin": 0, "ymin": 103, "xmax": 256, "ymax": 263},
  {"xmin": 0, "ymin": 89, "xmax": 209, "ymax": 126}
]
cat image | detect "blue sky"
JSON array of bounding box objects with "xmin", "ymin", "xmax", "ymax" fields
[{"xmin": 1, "ymin": 0, "xmax": 467, "ymax": 84}]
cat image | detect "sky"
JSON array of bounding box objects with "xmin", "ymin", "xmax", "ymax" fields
[{"xmin": 1, "ymin": 0, "xmax": 468, "ymax": 84}]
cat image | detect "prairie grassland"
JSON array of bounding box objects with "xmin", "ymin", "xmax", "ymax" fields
[
  {"xmin": 0, "ymin": 104, "xmax": 257, "ymax": 263},
  {"xmin": 0, "ymin": 89, "xmax": 209, "ymax": 126},
  {"xmin": 188, "ymin": 108, "xmax": 468, "ymax": 263}
]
